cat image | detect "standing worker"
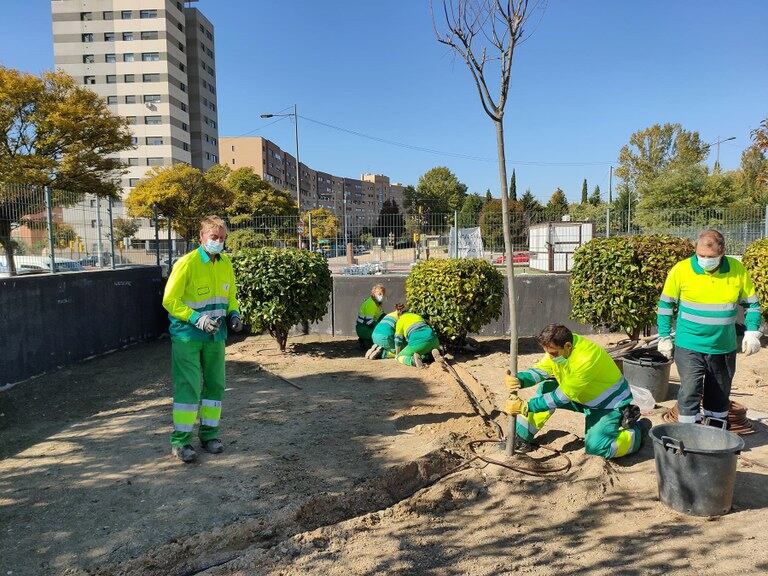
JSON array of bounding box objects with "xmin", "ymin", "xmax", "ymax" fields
[
  {"xmin": 366, "ymin": 303, "xmax": 404, "ymax": 359},
  {"xmin": 162, "ymin": 216, "xmax": 243, "ymax": 463},
  {"xmin": 506, "ymin": 324, "xmax": 649, "ymax": 458},
  {"xmin": 657, "ymin": 229, "xmax": 762, "ymax": 424},
  {"xmin": 356, "ymin": 284, "xmax": 386, "ymax": 351},
  {"xmin": 394, "ymin": 309, "xmax": 440, "ymax": 368}
]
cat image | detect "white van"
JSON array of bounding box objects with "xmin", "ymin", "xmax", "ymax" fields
[{"xmin": 0, "ymin": 255, "xmax": 84, "ymax": 275}]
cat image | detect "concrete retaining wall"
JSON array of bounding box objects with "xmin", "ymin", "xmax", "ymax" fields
[{"xmin": 1, "ymin": 267, "xmax": 165, "ymax": 387}]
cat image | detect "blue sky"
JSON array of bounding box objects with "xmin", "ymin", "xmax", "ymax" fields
[{"xmin": 1, "ymin": 1, "xmax": 766, "ymax": 202}]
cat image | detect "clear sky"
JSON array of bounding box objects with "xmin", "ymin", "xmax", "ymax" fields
[{"xmin": 1, "ymin": 1, "xmax": 767, "ymax": 203}]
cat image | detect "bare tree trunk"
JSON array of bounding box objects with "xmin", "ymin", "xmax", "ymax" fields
[
  {"xmin": 0, "ymin": 228, "xmax": 17, "ymax": 276},
  {"xmin": 495, "ymin": 119, "xmax": 518, "ymax": 374}
]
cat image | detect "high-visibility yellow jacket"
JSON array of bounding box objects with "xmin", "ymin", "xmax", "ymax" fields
[
  {"xmin": 517, "ymin": 334, "xmax": 631, "ymax": 413},
  {"xmin": 395, "ymin": 312, "xmax": 433, "ymax": 342},
  {"xmin": 356, "ymin": 297, "xmax": 383, "ymax": 329},
  {"xmin": 657, "ymin": 256, "xmax": 761, "ymax": 354},
  {"xmin": 162, "ymin": 246, "xmax": 240, "ymax": 342}
]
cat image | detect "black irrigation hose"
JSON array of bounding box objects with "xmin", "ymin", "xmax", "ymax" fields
[{"xmin": 466, "ymin": 438, "xmax": 573, "ymax": 477}]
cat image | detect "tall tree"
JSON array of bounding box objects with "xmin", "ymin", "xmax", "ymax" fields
[
  {"xmin": 749, "ymin": 117, "xmax": 768, "ymax": 190},
  {"xmin": 485, "ymin": 189, "xmax": 493, "ymax": 202},
  {"xmin": 546, "ymin": 188, "xmax": 569, "ymax": 219},
  {"xmin": 520, "ymin": 189, "xmax": 543, "ymax": 217},
  {"xmin": 616, "ymin": 123, "xmax": 708, "ymax": 196},
  {"xmin": 739, "ymin": 146, "xmax": 768, "ymax": 204},
  {"xmin": 581, "ymin": 179, "xmax": 588, "ymax": 204},
  {"xmin": 0, "ymin": 67, "xmax": 132, "ymax": 274},
  {"xmin": 126, "ymin": 164, "xmax": 233, "ymax": 241},
  {"xmin": 458, "ymin": 192, "xmax": 485, "ymax": 227},
  {"xmin": 407, "ymin": 166, "xmax": 467, "ymax": 217},
  {"xmin": 373, "ymin": 198, "xmax": 405, "ymax": 240},
  {"xmin": 301, "ymin": 208, "xmax": 339, "ymax": 240},
  {"xmin": 222, "ymin": 166, "xmax": 298, "ymax": 224},
  {"xmin": 510, "ymin": 169, "xmax": 517, "ymax": 201},
  {"xmin": 432, "ymin": 0, "xmax": 542, "ymax": 374},
  {"xmin": 479, "ymin": 199, "xmax": 525, "ymax": 250},
  {"xmin": 589, "ymin": 184, "xmax": 601, "ymax": 206}
]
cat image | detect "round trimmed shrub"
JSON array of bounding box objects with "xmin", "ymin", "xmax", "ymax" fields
[
  {"xmin": 406, "ymin": 258, "xmax": 504, "ymax": 349},
  {"xmin": 231, "ymin": 248, "xmax": 332, "ymax": 351},
  {"xmin": 743, "ymin": 238, "xmax": 768, "ymax": 322},
  {"xmin": 570, "ymin": 235, "xmax": 694, "ymax": 338}
]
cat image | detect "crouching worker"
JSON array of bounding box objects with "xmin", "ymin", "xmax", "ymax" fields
[
  {"xmin": 162, "ymin": 215, "xmax": 243, "ymax": 463},
  {"xmin": 506, "ymin": 324, "xmax": 650, "ymax": 458},
  {"xmin": 394, "ymin": 309, "xmax": 440, "ymax": 368},
  {"xmin": 366, "ymin": 303, "xmax": 405, "ymax": 359},
  {"xmin": 356, "ymin": 284, "xmax": 386, "ymax": 351}
]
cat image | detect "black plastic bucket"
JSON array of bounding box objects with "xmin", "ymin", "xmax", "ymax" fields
[
  {"xmin": 650, "ymin": 422, "xmax": 744, "ymax": 516},
  {"xmin": 623, "ymin": 349, "xmax": 672, "ymax": 402}
]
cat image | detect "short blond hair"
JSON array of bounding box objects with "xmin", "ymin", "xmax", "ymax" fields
[
  {"xmin": 200, "ymin": 215, "xmax": 228, "ymax": 235},
  {"xmin": 371, "ymin": 284, "xmax": 385, "ymax": 296}
]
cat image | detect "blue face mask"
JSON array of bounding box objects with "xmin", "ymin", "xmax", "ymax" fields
[
  {"xmin": 552, "ymin": 355, "xmax": 567, "ymax": 366},
  {"xmin": 204, "ymin": 239, "xmax": 224, "ymax": 255},
  {"xmin": 697, "ymin": 255, "xmax": 721, "ymax": 272}
]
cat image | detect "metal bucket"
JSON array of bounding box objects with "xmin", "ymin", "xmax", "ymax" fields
[
  {"xmin": 650, "ymin": 421, "xmax": 744, "ymax": 516},
  {"xmin": 623, "ymin": 349, "xmax": 672, "ymax": 402}
]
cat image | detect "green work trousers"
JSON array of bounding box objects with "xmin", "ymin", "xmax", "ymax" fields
[
  {"xmin": 356, "ymin": 323, "xmax": 375, "ymax": 350},
  {"xmin": 397, "ymin": 330, "xmax": 440, "ymax": 367},
  {"xmin": 170, "ymin": 339, "xmax": 226, "ymax": 447}
]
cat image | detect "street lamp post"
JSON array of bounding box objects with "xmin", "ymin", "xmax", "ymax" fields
[
  {"xmin": 706, "ymin": 136, "xmax": 736, "ymax": 170},
  {"xmin": 261, "ymin": 104, "xmax": 302, "ymax": 248}
]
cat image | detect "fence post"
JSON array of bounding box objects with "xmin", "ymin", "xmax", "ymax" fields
[
  {"xmin": 764, "ymin": 205, "xmax": 768, "ymax": 238},
  {"xmin": 308, "ymin": 212, "xmax": 313, "ymax": 252},
  {"xmin": 605, "ymin": 207, "xmax": 610, "ymax": 238},
  {"xmin": 453, "ymin": 210, "xmax": 459, "ymax": 258},
  {"xmin": 95, "ymin": 195, "xmax": 103, "ymax": 267},
  {"xmin": 167, "ymin": 216, "xmax": 172, "ymax": 272},
  {"xmin": 44, "ymin": 186, "xmax": 56, "ymax": 273},
  {"xmin": 153, "ymin": 205, "xmax": 160, "ymax": 267},
  {"xmin": 108, "ymin": 197, "xmax": 116, "ymax": 269}
]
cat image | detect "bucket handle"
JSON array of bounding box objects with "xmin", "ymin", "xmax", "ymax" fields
[
  {"xmin": 661, "ymin": 435, "xmax": 685, "ymax": 454},
  {"xmin": 703, "ymin": 417, "xmax": 728, "ymax": 430}
]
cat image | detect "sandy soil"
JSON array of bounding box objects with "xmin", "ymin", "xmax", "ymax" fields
[{"xmin": 1, "ymin": 333, "xmax": 767, "ymax": 576}]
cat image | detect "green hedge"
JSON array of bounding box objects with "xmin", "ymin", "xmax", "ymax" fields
[
  {"xmin": 231, "ymin": 248, "xmax": 332, "ymax": 351},
  {"xmin": 743, "ymin": 238, "xmax": 768, "ymax": 322},
  {"xmin": 570, "ymin": 235, "xmax": 694, "ymax": 338},
  {"xmin": 406, "ymin": 258, "xmax": 503, "ymax": 349}
]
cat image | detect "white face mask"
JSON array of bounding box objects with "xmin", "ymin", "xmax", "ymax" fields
[
  {"xmin": 204, "ymin": 239, "xmax": 224, "ymax": 255},
  {"xmin": 552, "ymin": 355, "xmax": 567, "ymax": 366},
  {"xmin": 697, "ymin": 255, "xmax": 721, "ymax": 272},
  {"xmin": 374, "ymin": 294, "xmax": 384, "ymax": 303}
]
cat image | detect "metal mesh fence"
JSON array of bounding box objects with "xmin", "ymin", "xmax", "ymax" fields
[{"xmin": 2, "ymin": 183, "xmax": 767, "ymax": 277}]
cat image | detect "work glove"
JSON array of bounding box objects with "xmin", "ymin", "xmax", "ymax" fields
[
  {"xmin": 504, "ymin": 395, "xmax": 528, "ymax": 417},
  {"xmin": 742, "ymin": 331, "xmax": 762, "ymax": 356},
  {"xmin": 504, "ymin": 371, "xmax": 521, "ymax": 392},
  {"xmin": 657, "ymin": 337, "xmax": 674, "ymax": 360},
  {"xmin": 229, "ymin": 313, "xmax": 243, "ymax": 333},
  {"xmin": 195, "ymin": 314, "xmax": 221, "ymax": 335}
]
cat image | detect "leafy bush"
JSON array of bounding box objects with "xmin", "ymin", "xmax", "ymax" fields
[
  {"xmin": 743, "ymin": 238, "xmax": 768, "ymax": 322},
  {"xmin": 227, "ymin": 228, "xmax": 267, "ymax": 251},
  {"xmin": 570, "ymin": 235, "xmax": 694, "ymax": 338},
  {"xmin": 406, "ymin": 259, "xmax": 503, "ymax": 349},
  {"xmin": 231, "ymin": 248, "xmax": 332, "ymax": 351}
]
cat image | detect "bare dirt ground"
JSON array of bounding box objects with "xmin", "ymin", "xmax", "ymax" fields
[{"xmin": 1, "ymin": 332, "xmax": 767, "ymax": 576}]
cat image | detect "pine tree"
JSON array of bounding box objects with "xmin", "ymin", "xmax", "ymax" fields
[
  {"xmin": 588, "ymin": 184, "xmax": 601, "ymax": 206},
  {"xmin": 547, "ymin": 188, "xmax": 569, "ymax": 219},
  {"xmin": 485, "ymin": 189, "xmax": 493, "ymax": 202},
  {"xmin": 510, "ymin": 170, "xmax": 517, "ymax": 201},
  {"xmin": 581, "ymin": 178, "xmax": 588, "ymax": 204}
]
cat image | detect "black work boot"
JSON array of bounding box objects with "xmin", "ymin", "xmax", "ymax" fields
[
  {"xmin": 171, "ymin": 444, "xmax": 197, "ymax": 463},
  {"xmin": 201, "ymin": 438, "xmax": 224, "ymax": 454},
  {"xmin": 514, "ymin": 438, "xmax": 536, "ymax": 454},
  {"xmin": 620, "ymin": 404, "xmax": 641, "ymax": 429}
]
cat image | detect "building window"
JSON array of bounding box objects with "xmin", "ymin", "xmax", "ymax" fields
[
  {"xmin": 82, "ymin": 33, "xmax": 93, "ymax": 42},
  {"xmin": 130, "ymin": 137, "xmax": 138, "ymax": 145},
  {"xmin": 179, "ymin": 83, "xmax": 186, "ymax": 93},
  {"xmin": 205, "ymin": 152, "xmax": 210, "ymax": 160},
  {"xmin": 146, "ymin": 137, "xmax": 163, "ymax": 145},
  {"xmin": 182, "ymin": 142, "xmax": 189, "ymax": 151},
  {"xmin": 80, "ymin": 12, "xmax": 92, "ymax": 21},
  {"xmin": 125, "ymin": 116, "xmax": 137, "ymax": 125},
  {"xmin": 178, "ymin": 41, "xmax": 184, "ymax": 52},
  {"xmin": 127, "ymin": 158, "xmax": 139, "ymax": 166},
  {"xmin": 179, "ymin": 63, "xmax": 185, "ymax": 72},
  {"xmin": 212, "ymin": 154, "xmax": 218, "ymax": 162},
  {"xmin": 82, "ymin": 54, "xmax": 95, "ymax": 63},
  {"xmin": 202, "ymin": 80, "xmax": 207, "ymax": 89},
  {"xmin": 181, "ymin": 122, "xmax": 188, "ymax": 132},
  {"xmin": 146, "ymin": 157, "xmax": 163, "ymax": 166},
  {"xmin": 84, "ymin": 75, "xmax": 96, "ymax": 85},
  {"xmin": 140, "ymin": 9, "xmax": 158, "ymax": 18},
  {"xmin": 143, "ymin": 94, "xmax": 161, "ymax": 103},
  {"xmin": 231, "ymin": 145, "xmax": 235, "ymax": 152},
  {"xmin": 204, "ymin": 134, "xmax": 209, "ymax": 142},
  {"xmin": 145, "ymin": 115, "xmax": 161, "ymax": 125},
  {"xmin": 206, "ymin": 31, "xmax": 213, "ymax": 41},
  {"xmin": 231, "ymin": 159, "xmax": 235, "ymax": 165},
  {"xmin": 122, "ymin": 32, "xmax": 134, "ymax": 41},
  {"xmin": 141, "ymin": 52, "xmax": 160, "ymax": 61},
  {"xmin": 121, "ymin": 10, "xmax": 132, "ymax": 19},
  {"xmin": 123, "ymin": 53, "xmax": 135, "ymax": 62},
  {"xmin": 125, "ymin": 95, "xmax": 136, "ymax": 104},
  {"xmin": 200, "ymin": 41, "xmax": 205, "ymax": 50},
  {"xmin": 104, "ymin": 32, "xmax": 115, "ymax": 41},
  {"xmin": 106, "ymin": 75, "xmax": 117, "ymax": 84},
  {"xmin": 180, "ymin": 102, "xmax": 187, "ymax": 112},
  {"xmin": 177, "ymin": 22, "xmax": 183, "ymax": 32},
  {"xmin": 106, "ymin": 95, "xmax": 117, "ymax": 105},
  {"xmin": 105, "ymin": 53, "xmax": 116, "ymax": 63},
  {"xmin": 143, "ymin": 73, "xmax": 160, "ymax": 82},
  {"xmin": 200, "ymin": 24, "xmax": 204, "ymax": 32},
  {"xmin": 206, "ymin": 48, "xmax": 213, "ymax": 58},
  {"xmin": 91, "ymin": 219, "xmax": 96, "ymax": 229},
  {"xmin": 211, "ymin": 137, "xmax": 217, "ymax": 145},
  {"xmin": 141, "ymin": 31, "xmax": 159, "ymax": 40},
  {"xmin": 124, "ymin": 74, "xmax": 135, "ymax": 83},
  {"xmin": 129, "ymin": 178, "xmax": 140, "ymax": 187},
  {"xmin": 177, "ymin": 2, "xmax": 183, "ymax": 10}
]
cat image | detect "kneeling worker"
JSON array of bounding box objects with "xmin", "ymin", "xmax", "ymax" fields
[
  {"xmin": 506, "ymin": 324, "xmax": 649, "ymax": 458},
  {"xmin": 356, "ymin": 284, "xmax": 386, "ymax": 351},
  {"xmin": 366, "ymin": 303, "xmax": 405, "ymax": 359},
  {"xmin": 394, "ymin": 309, "xmax": 440, "ymax": 368}
]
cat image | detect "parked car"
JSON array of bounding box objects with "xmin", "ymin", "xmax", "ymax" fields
[
  {"xmin": 494, "ymin": 251, "xmax": 530, "ymax": 265},
  {"xmin": 0, "ymin": 255, "xmax": 84, "ymax": 274}
]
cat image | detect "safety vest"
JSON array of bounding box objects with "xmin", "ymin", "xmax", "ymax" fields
[
  {"xmin": 395, "ymin": 312, "xmax": 432, "ymax": 341},
  {"xmin": 518, "ymin": 334, "xmax": 631, "ymax": 412},
  {"xmin": 372, "ymin": 311, "xmax": 398, "ymax": 338},
  {"xmin": 356, "ymin": 296, "xmax": 383, "ymax": 329},
  {"xmin": 657, "ymin": 256, "xmax": 761, "ymax": 354},
  {"xmin": 163, "ymin": 246, "xmax": 240, "ymax": 342}
]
